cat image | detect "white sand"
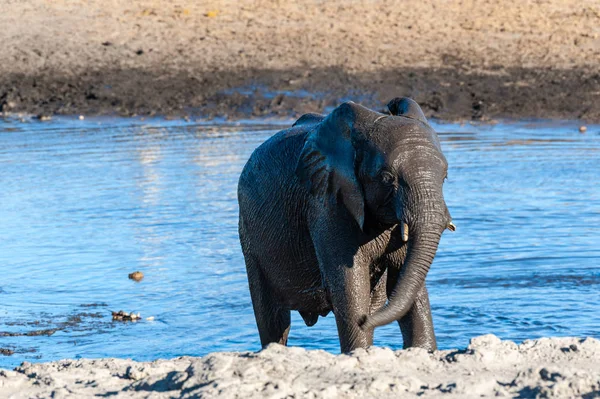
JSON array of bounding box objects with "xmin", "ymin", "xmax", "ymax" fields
[{"xmin": 1, "ymin": 335, "xmax": 599, "ymax": 398}]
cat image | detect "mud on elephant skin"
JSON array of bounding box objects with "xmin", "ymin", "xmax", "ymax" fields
[{"xmin": 238, "ymin": 97, "xmax": 455, "ymax": 353}]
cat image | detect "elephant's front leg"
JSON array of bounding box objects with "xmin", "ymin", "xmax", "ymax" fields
[
  {"xmin": 327, "ymin": 258, "xmax": 372, "ymax": 352},
  {"xmin": 311, "ymin": 217, "xmax": 372, "ymax": 352},
  {"xmin": 387, "ymin": 265, "xmax": 436, "ymax": 351}
]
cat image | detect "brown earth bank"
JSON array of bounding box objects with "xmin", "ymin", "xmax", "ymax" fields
[
  {"xmin": 1, "ymin": 0, "xmax": 599, "ymax": 121},
  {"xmin": 1, "ymin": 335, "xmax": 600, "ymax": 398}
]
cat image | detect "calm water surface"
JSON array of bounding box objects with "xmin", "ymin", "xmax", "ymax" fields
[{"xmin": 1, "ymin": 117, "xmax": 599, "ymax": 368}]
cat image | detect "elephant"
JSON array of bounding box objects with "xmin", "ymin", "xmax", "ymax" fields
[{"xmin": 237, "ymin": 97, "xmax": 454, "ymax": 353}]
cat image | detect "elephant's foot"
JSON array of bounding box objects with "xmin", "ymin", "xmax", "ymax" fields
[{"xmin": 335, "ymin": 314, "xmax": 373, "ymax": 352}]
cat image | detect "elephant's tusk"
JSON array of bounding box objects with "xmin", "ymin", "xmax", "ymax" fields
[
  {"xmin": 447, "ymin": 221, "xmax": 456, "ymax": 232},
  {"xmin": 401, "ymin": 222, "xmax": 409, "ymax": 242}
]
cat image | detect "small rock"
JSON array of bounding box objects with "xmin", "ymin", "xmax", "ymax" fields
[
  {"xmin": 0, "ymin": 348, "xmax": 14, "ymax": 356},
  {"xmin": 579, "ymin": 126, "xmax": 587, "ymax": 133},
  {"xmin": 569, "ymin": 344, "xmax": 578, "ymax": 352},
  {"xmin": 128, "ymin": 271, "xmax": 144, "ymax": 282},
  {"xmin": 145, "ymin": 316, "xmax": 155, "ymax": 321},
  {"xmin": 125, "ymin": 366, "xmax": 148, "ymax": 381},
  {"xmin": 205, "ymin": 10, "xmax": 219, "ymax": 18},
  {"xmin": 539, "ymin": 367, "xmax": 563, "ymax": 382},
  {"xmin": 78, "ymin": 115, "xmax": 85, "ymax": 120},
  {"xmin": 36, "ymin": 114, "xmax": 52, "ymax": 121},
  {"xmin": 112, "ymin": 310, "xmax": 141, "ymax": 321}
]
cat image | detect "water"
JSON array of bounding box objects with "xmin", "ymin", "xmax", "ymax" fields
[{"xmin": 0, "ymin": 116, "xmax": 599, "ymax": 368}]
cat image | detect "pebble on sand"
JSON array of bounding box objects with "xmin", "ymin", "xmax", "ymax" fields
[{"xmin": 128, "ymin": 271, "xmax": 144, "ymax": 281}]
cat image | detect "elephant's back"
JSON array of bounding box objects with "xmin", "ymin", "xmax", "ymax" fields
[
  {"xmin": 238, "ymin": 125, "xmax": 310, "ymax": 205},
  {"xmin": 238, "ymin": 125, "xmax": 313, "ymax": 241},
  {"xmin": 238, "ymin": 125, "xmax": 319, "ymax": 287}
]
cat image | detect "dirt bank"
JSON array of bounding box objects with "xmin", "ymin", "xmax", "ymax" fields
[
  {"xmin": 1, "ymin": 335, "xmax": 599, "ymax": 398},
  {"xmin": 1, "ymin": 0, "xmax": 599, "ymax": 121}
]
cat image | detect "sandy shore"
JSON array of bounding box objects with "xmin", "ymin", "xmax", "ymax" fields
[
  {"xmin": 1, "ymin": 0, "xmax": 599, "ymax": 121},
  {"xmin": 1, "ymin": 335, "xmax": 599, "ymax": 398}
]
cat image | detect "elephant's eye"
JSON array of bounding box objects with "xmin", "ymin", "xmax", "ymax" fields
[{"xmin": 379, "ymin": 170, "xmax": 395, "ymax": 186}]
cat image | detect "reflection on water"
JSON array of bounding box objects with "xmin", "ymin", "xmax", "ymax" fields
[{"xmin": 0, "ymin": 117, "xmax": 599, "ymax": 368}]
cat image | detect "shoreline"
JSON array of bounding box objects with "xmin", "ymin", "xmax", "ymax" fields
[
  {"xmin": 1, "ymin": 0, "xmax": 599, "ymax": 122},
  {"xmin": 2, "ymin": 65, "xmax": 599, "ymax": 123},
  {"xmin": 1, "ymin": 335, "xmax": 599, "ymax": 398}
]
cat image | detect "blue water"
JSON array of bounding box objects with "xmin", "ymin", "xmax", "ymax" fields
[{"xmin": 0, "ymin": 117, "xmax": 599, "ymax": 369}]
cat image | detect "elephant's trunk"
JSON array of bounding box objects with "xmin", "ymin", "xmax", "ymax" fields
[{"xmin": 362, "ymin": 212, "xmax": 444, "ymax": 330}]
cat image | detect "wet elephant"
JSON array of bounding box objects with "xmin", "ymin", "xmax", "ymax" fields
[{"xmin": 238, "ymin": 98, "xmax": 454, "ymax": 352}]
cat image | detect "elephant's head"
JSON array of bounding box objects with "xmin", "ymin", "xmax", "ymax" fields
[{"xmin": 296, "ymin": 98, "xmax": 454, "ymax": 329}]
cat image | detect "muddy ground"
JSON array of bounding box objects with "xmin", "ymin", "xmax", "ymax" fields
[
  {"xmin": 1, "ymin": 0, "xmax": 599, "ymax": 121},
  {"xmin": 1, "ymin": 335, "xmax": 599, "ymax": 398}
]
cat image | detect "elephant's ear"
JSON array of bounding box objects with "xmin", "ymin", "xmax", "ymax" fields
[
  {"xmin": 296, "ymin": 102, "xmax": 366, "ymax": 230},
  {"xmin": 387, "ymin": 97, "xmax": 428, "ymax": 124},
  {"xmin": 293, "ymin": 113, "xmax": 325, "ymax": 127}
]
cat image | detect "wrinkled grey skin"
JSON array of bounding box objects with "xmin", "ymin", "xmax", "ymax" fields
[{"xmin": 238, "ymin": 98, "xmax": 453, "ymax": 353}]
